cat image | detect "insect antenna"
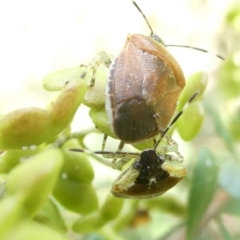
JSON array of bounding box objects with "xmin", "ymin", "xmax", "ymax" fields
[
  {"xmin": 132, "ymin": 0, "xmax": 154, "ymax": 36},
  {"xmin": 166, "ymin": 45, "xmax": 225, "ymax": 60},
  {"xmin": 132, "ymin": 1, "xmax": 225, "ymax": 60}
]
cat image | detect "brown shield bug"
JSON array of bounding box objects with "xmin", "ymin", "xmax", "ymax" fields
[
  {"xmin": 78, "ymin": 0, "xmax": 204, "ymax": 170},
  {"xmin": 105, "ymin": 33, "xmax": 185, "ymax": 143},
  {"xmin": 81, "ymin": 1, "xmax": 223, "ymax": 152},
  {"xmin": 80, "ymin": 1, "xmax": 223, "ymax": 151},
  {"xmin": 80, "ymin": 0, "xmax": 186, "ymax": 156},
  {"xmin": 111, "ymin": 149, "xmax": 186, "ymax": 199},
  {"xmin": 71, "ymin": 144, "xmax": 186, "ymax": 199},
  {"xmin": 105, "ymin": 1, "xmax": 185, "ymax": 144}
]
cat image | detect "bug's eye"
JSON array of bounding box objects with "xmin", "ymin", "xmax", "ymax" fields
[
  {"xmin": 133, "ymin": 160, "xmax": 142, "ymax": 170},
  {"xmin": 151, "ymin": 34, "xmax": 165, "ymax": 46},
  {"xmin": 158, "ymin": 155, "xmax": 165, "ymax": 164}
]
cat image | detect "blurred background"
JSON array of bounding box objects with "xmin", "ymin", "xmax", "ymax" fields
[
  {"xmin": 0, "ymin": 0, "xmax": 231, "ymax": 112},
  {"xmin": 0, "ymin": 0, "xmax": 240, "ymax": 239}
]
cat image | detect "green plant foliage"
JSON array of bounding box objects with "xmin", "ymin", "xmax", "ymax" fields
[
  {"xmin": 2, "ymin": 222, "xmax": 70, "ymax": 240},
  {"xmin": 176, "ymin": 72, "xmax": 207, "ymax": 141},
  {"xmin": 177, "ymin": 72, "xmax": 208, "ymax": 110},
  {"xmin": 100, "ymin": 194, "xmax": 124, "ymax": 220},
  {"xmin": 0, "ymin": 145, "xmax": 44, "ymax": 173},
  {"xmin": 34, "ymin": 198, "xmax": 67, "ymax": 232},
  {"xmin": 177, "ymin": 100, "xmax": 205, "ymax": 141},
  {"xmin": 89, "ymin": 108, "xmax": 117, "ymax": 139},
  {"xmin": 0, "ymin": 3, "xmax": 239, "ymax": 239},
  {"xmin": 219, "ymin": 162, "xmax": 240, "ymax": 199},
  {"xmin": 0, "ymin": 196, "xmax": 24, "ymax": 238},
  {"xmin": 187, "ymin": 148, "xmax": 218, "ymax": 240},
  {"xmin": 0, "ymin": 80, "xmax": 87, "ymax": 150},
  {"xmin": 6, "ymin": 148, "xmax": 64, "ymax": 218},
  {"xmin": 73, "ymin": 212, "xmax": 106, "ymax": 234}
]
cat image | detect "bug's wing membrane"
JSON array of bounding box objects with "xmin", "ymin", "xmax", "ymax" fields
[
  {"xmin": 128, "ymin": 34, "xmax": 185, "ymax": 104},
  {"xmin": 111, "ymin": 42, "xmax": 144, "ymax": 103},
  {"xmin": 141, "ymin": 52, "xmax": 183, "ymax": 129},
  {"xmin": 125, "ymin": 34, "xmax": 185, "ymax": 129},
  {"xmin": 141, "ymin": 52, "xmax": 182, "ymax": 105},
  {"xmin": 107, "ymin": 41, "xmax": 159, "ymax": 142}
]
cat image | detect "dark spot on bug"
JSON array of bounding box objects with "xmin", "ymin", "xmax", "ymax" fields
[{"xmin": 133, "ymin": 149, "xmax": 168, "ymax": 185}]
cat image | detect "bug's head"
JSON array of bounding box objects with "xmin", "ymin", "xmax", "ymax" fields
[
  {"xmin": 150, "ymin": 34, "xmax": 165, "ymax": 46},
  {"xmin": 134, "ymin": 149, "xmax": 165, "ymax": 174}
]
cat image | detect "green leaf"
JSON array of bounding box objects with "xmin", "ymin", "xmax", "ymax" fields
[
  {"xmin": 100, "ymin": 194, "xmax": 124, "ymax": 220},
  {"xmin": 62, "ymin": 139, "xmax": 94, "ymax": 184},
  {"xmin": 0, "ymin": 146, "xmax": 44, "ymax": 173},
  {"xmin": 82, "ymin": 65, "xmax": 108, "ymax": 109},
  {"xmin": 7, "ymin": 148, "xmax": 64, "ymax": 218},
  {"xmin": 217, "ymin": 218, "xmax": 235, "ymax": 240},
  {"xmin": 43, "ymin": 67, "xmax": 84, "ymax": 91},
  {"xmin": 73, "ymin": 212, "xmax": 106, "ymax": 234},
  {"xmin": 53, "ymin": 177, "xmax": 98, "ymax": 215},
  {"xmin": 0, "ymin": 108, "xmax": 53, "ymax": 149},
  {"xmin": 221, "ymin": 198, "xmax": 240, "ymax": 216},
  {"xmin": 43, "ymin": 65, "xmax": 107, "ymax": 109},
  {"xmin": 146, "ymin": 195, "xmax": 187, "ymax": 216},
  {"xmin": 0, "ymin": 80, "xmax": 87, "ymax": 150},
  {"xmin": 176, "ymin": 101, "xmax": 205, "ymax": 141},
  {"xmin": 34, "ymin": 198, "xmax": 67, "ymax": 232},
  {"xmin": 218, "ymin": 161, "xmax": 240, "ymax": 199},
  {"xmin": 89, "ymin": 108, "xmax": 117, "ymax": 139},
  {"xmin": 3, "ymin": 222, "xmax": 70, "ymax": 240},
  {"xmin": 226, "ymin": 7, "xmax": 240, "ymax": 29},
  {"xmin": 187, "ymin": 148, "xmax": 218, "ymax": 240},
  {"xmin": 219, "ymin": 58, "xmax": 240, "ymax": 99},
  {"xmin": 49, "ymin": 79, "xmax": 87, "ymax": 136},
  {"xmin": 204, "ymin": 100, "xmax": 235, "ymax": 154},
  {"xmin": 177, "ymin": 72, "xmax": 208, "ymax": 111},
  {"xmin": 0, "ymin": 196, "xmax": 23, "ymax": 238}
]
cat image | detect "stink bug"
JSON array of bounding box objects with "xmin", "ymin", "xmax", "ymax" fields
[
  {"xmin": 71, "ymin": 146, "xmax": 186, "ymax": 198},
  {"xmin": 81, "ymin": 0, "xmax": 186, "ymax": 158},
  {"xmin": 106, "ymin": 33, "xmax": 185, "ymax": 143},
  {"xmin": 104, "ymin": 1, "xmax": 183, "ymax": 144},
  {"xmin": 111, "ymin": 149, "xmax": 186, "ymax": 199},
  {"xmin": 71, "ymin": 144, "xmax": 186, "ymax": 199},
  {"xmin": 71, "ymin": 97, "xmax": 194, "ymax": 198},
  {"xmin": 79, "ymin": 0, "xmax": 220, "ymax": 169}
]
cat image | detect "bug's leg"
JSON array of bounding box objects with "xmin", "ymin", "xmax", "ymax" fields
[
  {"xmin": 163, "ymin": 151, "xmax": 184, "ymax": 163},
  {"xmin": 110, "ymin": 141, "xmax": 125, "ymax": 168},
  {"xmin": 108, "ymin": 141, "xmax": 138, "ymax": 169},
  {"xmin": 80, "ymin": 51, "xmax": 112, "ymax": 87},
  {"xmin": 99, "ymin": 137, "xmax": 138, "ymax": 169},
  {"xmin": 164, "ymin": 135, "xmax": 179, "ymax": 152},
  {"xmin": 154, "ymin": 133, "xmax": 184, "ymax": 163},
  {"xmin": 100, "ymin": 136, "xmax": 124, "ymax": 159},
  {"xmin": 100, "ymin": 134, "xmax": 115, "ymax": 159},
  {"xmin": 101, "ymin": 134, "xmax": 108, "ymax": 151},
  {"xmin": 155, "ymin": 140, "xmax": 178, "ymax": 153},
  {"xmin": 154, "ymin": 132, "xmax": 178, "ymax": 153},
  {"xmin": 112, "ymin": 154, "xmax": 138, "ymax": 170},
  {"xmin": 163, "ymin": 135, "xmax": 184, "ymax": 163}
]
